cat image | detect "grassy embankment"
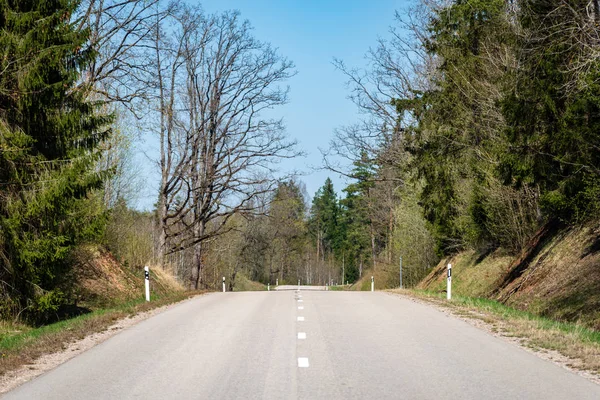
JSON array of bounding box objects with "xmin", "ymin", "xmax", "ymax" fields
[
  {"xmin": 406, "ymin": 223, "xmax": 600, "ymax": 373},
  {"xmin": 232, "ymin": 273, "xmax": 267, "ymax": 291},
  {"xmin": 419, "ymin": 223, "xmax": 600, "ymax": 330}
]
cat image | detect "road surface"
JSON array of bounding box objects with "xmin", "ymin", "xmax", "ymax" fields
[{"xmin": 4, "ymin": 290, "xmax": 600, "ymax": 399}]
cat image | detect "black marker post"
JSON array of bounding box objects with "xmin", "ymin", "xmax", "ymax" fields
[
  {"xmin": 447, "ymin": 263, "xmax": 452, "ymax": 300},
  {"xmin": 144, "ymin": 266, "xmax": 150, "ymax": 302}
]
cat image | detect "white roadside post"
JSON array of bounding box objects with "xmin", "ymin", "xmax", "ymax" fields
[
  {"xmin": 222, "ymin": 276, "xmax": 226, "ymax": 293},
  {"xmin": 144, "ymin": 266, "xmax": 150, "ymax": 302},
  {"xmin": 268, "ymin": 283, "xmax": 270, "ymax": 291},
  {"xmin": 371, "ymin": 276, "xmax": 374, "ymax": 292},
  {"xmin": 447, "ymin": 263, "xmax": 452, "ymax": 300},
  {"xmin": 399, "ymin": 256, "xmax": 403, "ymax": 289},
  {"xmin": 276, "ymin": 278, "xmax": 278, "ymax": 287},
  {"xmin": 326, "ymin": 283, "xmax": 328, "ymax": 291},
  {"xmin": 298, "ymin": 279, "xmax": 300, "ymax": 290}
]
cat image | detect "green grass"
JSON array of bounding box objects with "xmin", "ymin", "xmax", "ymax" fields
[
  {"xmin": 0, "ymin": 297, "xmax": 141, "ymax": 353},
  {"xmin": 232, "ymin": 274, "xmax": 267, "ymax": 291},
  {"xmin": 329, "ymin": 285, "xmax": 351, "ymax": 291},
  {"xmin": 418, "ymin": 250, "xmax": 512, "ymax": 298}
]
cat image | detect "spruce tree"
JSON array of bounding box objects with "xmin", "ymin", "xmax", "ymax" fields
[
  {"xmin": 309, "ymin": 178, "xmax": 340, "ymax": 256},
  {"xmin": 0, "ymin": 0, "xmax": 111, "ymax": 321},
  {"xmin": 501, "ymin": 0, "xmax": 600, "ymax": 221}
]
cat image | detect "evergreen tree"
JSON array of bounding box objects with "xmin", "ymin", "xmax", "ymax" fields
[
  {"xmin": 0, "ymin": 0, "xmax": 111, "ymax": 321},
  {"xmin": 309, "ymin": 178, "xmax": 340, "ymax": 257},
  {"xmin": 339, "ymin": 186, "xmax": 371, "ymax": 283},
  {"xmin": 397, "ymin": 0, "xmax": 513, "ymax": 254},
  {"xmin": 501, "ymin": 0, "xmax": 600, "ymax": 221},
  {"xmin": 268, "ymin": 181, "xmax": 307, "ymax": 283}
]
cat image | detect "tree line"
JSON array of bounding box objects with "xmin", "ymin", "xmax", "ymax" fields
[
  {"xmin": 328, "ymin": 0, "xmax": 600, "ymax": 265},
  {"xmin": 2, "ymin": 0, "xmax": 599, "ymax": 322},
  {"xmin": 0, "ymin": 0, "xmax": 299, "ymax": 321}
]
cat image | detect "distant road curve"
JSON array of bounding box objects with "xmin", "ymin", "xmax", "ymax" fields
[{"xmin": 276, "ymin": 285, "xmax": 326, "ymax": 291}]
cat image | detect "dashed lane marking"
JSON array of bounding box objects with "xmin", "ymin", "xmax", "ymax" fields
[
  {"xmin": 298, "ymin": 306, "xmax": 304, "ymax": 310},
  {"xmin": 298, "ymin": 332, "xmax": 306, "ymax": 339},
  {"xmin": 298, "ymin": 358, "xmax": 309, "ymax": 368},
  {"xmin": 297, "ymin": 316, "xmax": 305, "ymax": 321}
]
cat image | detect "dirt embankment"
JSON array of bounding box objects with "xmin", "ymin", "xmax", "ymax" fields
[
  {"xmin": 72, "ymin": 245, "xmax": 183, "ymax": 308},
  {"xmin": 418, "ymin": 223, "xmax": 600, "ymax": 329}
]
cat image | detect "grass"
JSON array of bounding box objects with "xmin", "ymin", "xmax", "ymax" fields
[
  {"xmin": 397, "ymin": 289, "xmax": 600, "ymax": 374},
  {"xmin": 418, "ymin": 250, "xmax": 512, "ymax": 298},
  {"xmin": 329, "ymin": 285, "xmax": 351, "ymax": 291},
  {"xmin": 233, "ymin": 274, "xmax": 266, "ymax": 291},
  {"xmin": 350, "ymin": 265, "xmax": 406, "ymax": 291},
  {"xmin": 0, "ymin": 291, "xmax": 201, "ymax": 376}
]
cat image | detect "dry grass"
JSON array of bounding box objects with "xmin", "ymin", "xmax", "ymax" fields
[
  {"xmin": 148, "ymin": 264, "xmax": 185, "ymax": 293},
  {"xmin": 419, "ymin": 223, "xmax": 600, "ymax": 331},
  {"xmin": 418, "ymin": 249, "xmax": 513, "ymax": 297},
  {"xmin": 233, "ymin": 274, "xmax": 266, "ymax": 291},
  {"xmin": 0, "ymin": 291, "xmax": 199, "ymax": 376},
  {"xmin": 351, "ymin": 268, "xmax": 398, "ymax": 291},
  {"xmin": 396, "ymin": 289, "xmax": 600, "ymax": 375}
]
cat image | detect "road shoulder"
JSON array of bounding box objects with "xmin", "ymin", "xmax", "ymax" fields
[
  {"xmin": 385, "ymin": 289, "xmax": 600, "ymax": 386},
  {"xmin": 0, "ymin": 293, "xmax": 207, "ymax": 394}
]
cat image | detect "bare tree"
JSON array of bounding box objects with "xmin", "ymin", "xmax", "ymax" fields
[
  {"xmin": 183, "ymin": 11, "xmax": 298, "ymax": 289},
  {"xmin": 149, "ymin": 8, "xmax": 299, "ymax": 288},
  {"xmin": 147, "ymin": 4, "xmax": 201, "ymax": 269},
  {"xmin": 324, "ymin": 5, "xmax": 435, "ymax": 179},
  {"xmin": 77, "ymin": 0, "xmax": 166, "ymax": 113}
]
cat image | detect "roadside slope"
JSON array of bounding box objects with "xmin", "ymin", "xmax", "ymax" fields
[{"xmin": 419, "ymin": 223, "xmax": 600, "ymax": 329}]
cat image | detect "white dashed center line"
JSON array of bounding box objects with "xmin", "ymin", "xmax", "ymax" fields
[
  {"xmin": 298, "ymin": 299, "xmax": 303, "ymax": 302},
  {"xmin": 297, "ymin": 316, "xmax": 305, "ymax": 321},
  {"xmin": 298, "ymin": 358, "xmax": 309, "ymax": 368},
  {"xmin": 298, "ymin": 332, "xmax": 306, "ymax": 339},
  {"xmin": 298, "ymin": 306, "xmax": 304, "ymax": 310}
]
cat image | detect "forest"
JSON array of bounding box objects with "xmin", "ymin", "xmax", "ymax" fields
[{"xmin": 1, "ymin": 0, "xmax": 599, "ymax": 323}]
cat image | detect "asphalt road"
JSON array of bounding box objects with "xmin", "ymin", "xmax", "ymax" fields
[{"xmin": 4, "ymin": 290, "xmax": 600, "ymax": 399}]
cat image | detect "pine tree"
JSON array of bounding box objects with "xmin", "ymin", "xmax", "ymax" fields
[
  {"xmin": 309, "ymin": 178, "xmax": 340, "ymax": 258},
  {"xmin": 338, "ymin": 155, "xmax": 376, "ymax": 281},
  {"xmin": 0, "ymin": 0, "xmax": 112, "ymax": 321}
]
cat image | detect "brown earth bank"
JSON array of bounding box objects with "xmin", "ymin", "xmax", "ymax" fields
[
  {"xmin": 72, "ymin": 245, "xmax": 183, "ymax": 308},
  {"xmin": 418, "ymin": 222, "xmax": 600, "ymax": 330}
]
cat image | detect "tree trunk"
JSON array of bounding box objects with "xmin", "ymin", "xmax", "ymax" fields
[
  {"xmin": 359, "ymin": 255, "xmax": 363, "ymax": 278},
  {"xmin": 371, "ymin": 227, "xmax": 376, "ymax": 271},
  {"xmin": 316, "ymin": 231, "xmax": 320, "ymax": 264},
  {"xmin": 157, "ymin": 190, "xmax": 167, "ymax": 268},
  {"xmin": 388, "ymin": 207, "xmax": 394, "ymax": 263},
  {"xmin": 342, "ymin": 253, "xmax": 345, "ymax": 285},
  {"xmin": 190, "ymin": 220, "xmax": 206, "ymax": 290},
  {"xmin": 190, "ymin": 242, "xmax": 203, "ymax": 290}
]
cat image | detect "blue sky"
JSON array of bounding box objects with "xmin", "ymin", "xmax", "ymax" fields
[{"xmin": 134, "ymin": 0, "xmax": 409, "ymax": 209}]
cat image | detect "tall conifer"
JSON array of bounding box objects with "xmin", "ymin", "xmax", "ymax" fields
[{"xmin": 0, "ymin": 0, "xmax": 111, "ymax": 320}]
